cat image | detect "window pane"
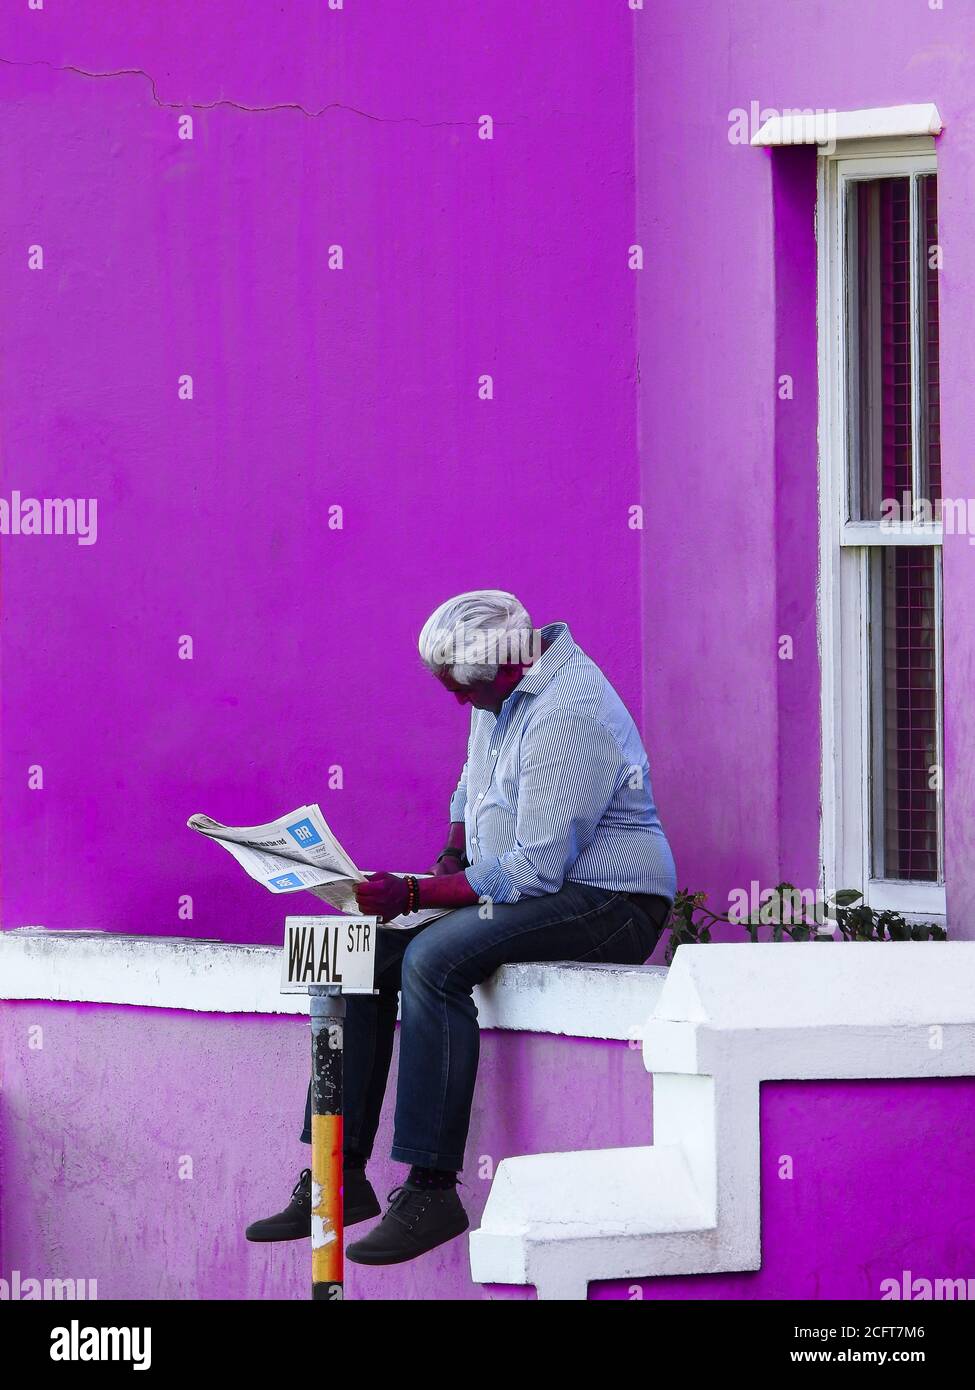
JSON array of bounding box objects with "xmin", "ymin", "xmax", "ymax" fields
[
  {"xmin": 917, "ymin": 173, "xmax": 941, "ymax": 506},
  {"xmin": 872, "ymin": 547, "xmax": 940, "ymax": 881},
  {"xmin": 847, "ymin": 178, "xmax": 913, "ymax": 520}
]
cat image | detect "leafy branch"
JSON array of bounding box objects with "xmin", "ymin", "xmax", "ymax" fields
[{"xmin": 663, "ymin": 884, "xmax": 946, "ymax": 965}]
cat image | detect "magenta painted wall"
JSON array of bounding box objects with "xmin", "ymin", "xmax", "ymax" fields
[
  {"xmin": 636, "ymin": 1, "xmax": 975, "ymax": 934},
  {"xmin": 593, "ymin": 1075, "xmax": 975, "ymax": 1302},
  {"xmin": 0, "ymin": 1001, "xmax": 654, "ymax": 1301},
  {"xmin": 4, "ymin": 5, "xmax": 973, "ymax": 935},
  {"xmin": 3, "ymin": 1002, "xmax": 972, "ymax": 1301},
  {"xmin": 0, "ymin": 2, "xmax": 642, "ymax": 943},
  {"xmin": 493, "ymin": 1077, "xmax": 975, "ymax": 1301}
]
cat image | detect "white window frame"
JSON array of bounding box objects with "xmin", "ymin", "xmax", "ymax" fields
[{"xmin": 817, "ymin": 136, "xmax": 946, "ymax": 922}]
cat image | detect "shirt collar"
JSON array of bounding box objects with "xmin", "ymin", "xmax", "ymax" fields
[{"xmin": 509, "ymin": 621, "xmax": 576, "ymax": 698}]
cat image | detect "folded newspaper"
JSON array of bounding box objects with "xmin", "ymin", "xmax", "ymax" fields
[{"xmin": 187, "ymin": 804, "xmax": 449, "ymax": 930}]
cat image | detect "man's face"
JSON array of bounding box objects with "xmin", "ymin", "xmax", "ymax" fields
[{"xmin": 437, "ymin": 666, "xmax": 525, "ymax": 714}]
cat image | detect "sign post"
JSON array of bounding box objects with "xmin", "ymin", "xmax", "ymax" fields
[
  {"xmin": 310, "ymin": 984, "xmax": 344, "ymax": 1300},
  {"xmin": 281, "ymin": 914, "xmax": 378, "ymax": 1301}
]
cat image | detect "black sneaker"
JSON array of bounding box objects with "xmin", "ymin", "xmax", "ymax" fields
[
  {"xmin": 345, "ymin": 1183, "xmax": 470, "ymax": 1266},
  {"xmin": 245, "ymin": 1166, "xmax": 381, "ymax": 1243},
  {"xmin": 344, "ymin": 1167, "xmax": 383, "ymax": 1226}
]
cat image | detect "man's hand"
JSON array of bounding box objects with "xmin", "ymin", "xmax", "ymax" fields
[{"xmin": 355, "ymin": 872, "xmax": 410, "ymax": 922}]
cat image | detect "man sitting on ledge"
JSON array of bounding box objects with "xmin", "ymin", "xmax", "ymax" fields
[{"xmin": 245, "ymin": 588, "xmax": 677, "ymax": 1265}]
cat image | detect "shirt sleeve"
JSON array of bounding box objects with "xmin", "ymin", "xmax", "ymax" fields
[
  {"xmin": 449, "ymin": 761, "xmax": 468, "ymax": 822},
  {"xmin": 465, "ymin": 711, "xmax": 621, "ymax": 903}
]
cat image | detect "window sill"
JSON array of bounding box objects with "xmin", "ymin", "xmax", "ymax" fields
[
  {"xmin": 839, "ymin": 521, "xmax": 943, "ymax": 546},
  {"xmin": 866, "ymin": 879, "xmax": 946, "ymax": 919}
]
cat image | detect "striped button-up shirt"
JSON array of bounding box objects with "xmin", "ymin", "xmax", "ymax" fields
[{"xmin": 450, "ymin": 622, "xmax": 677, "ymax": 905}]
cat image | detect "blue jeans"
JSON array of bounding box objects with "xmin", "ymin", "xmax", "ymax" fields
[{"xmin": 299, "ymin": 882, "xmax": 669, "ymax": 1171}]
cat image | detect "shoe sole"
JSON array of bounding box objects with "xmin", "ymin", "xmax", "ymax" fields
[
  {"xmin": 345, "ymin": 1215, "xmax": 470, "ymax": 1266},
  {"xmin": 245, "ymin": 1227, "xmax": 308, "ymax": 1244},
  {"xmin": 245, "ymin": 1198, "xmax": 381, "ymax": 1243}
]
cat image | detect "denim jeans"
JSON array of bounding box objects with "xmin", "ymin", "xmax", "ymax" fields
[{"xmin": 299, "ymin": 882, "xmax": 669, "ymax": 1171}]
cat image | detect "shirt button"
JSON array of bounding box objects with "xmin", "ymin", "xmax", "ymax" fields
[{"xmin": 491, "ymin": 749, "xmax": 498, "ymax": 757}]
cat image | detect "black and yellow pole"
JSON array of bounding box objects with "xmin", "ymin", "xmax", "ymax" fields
[{"xmin": 310, "ymin": 983, "xmax": 345, "ymax": 1300}]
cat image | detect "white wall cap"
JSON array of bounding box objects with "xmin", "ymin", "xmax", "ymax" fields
[
  {"xmin": 652, "ymin": 942, "xmax": 975, "ymax": 1030},
  {"xmin": 0, "ymin": 928, "xmax": 667, "ymax": 1040}
]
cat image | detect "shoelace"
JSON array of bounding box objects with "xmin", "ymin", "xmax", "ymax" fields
[
  {"xmin": 293, "ymin": 1168, "xmax": 312, "ymax": 1205},
  {"xmin": 383, "ymin": 1185, "xmax": 434, "ymax": 1233}
]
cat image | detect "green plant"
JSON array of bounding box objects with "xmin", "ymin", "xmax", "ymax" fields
[{"xmin": 663, "ymin": 883, "xmax": 946, "ymax": 965}]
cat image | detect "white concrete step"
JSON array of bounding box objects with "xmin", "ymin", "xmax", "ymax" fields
[
  {"xmin": 470, "ymin": 1144, "xmax": 713, "ymax": 1300},
  {"xmin": 474, "ymin": 1143, "xmax": 708, "ymax": 1238}
]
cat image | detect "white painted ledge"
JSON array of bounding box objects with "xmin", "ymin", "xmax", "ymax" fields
[
  {"xmin": 751, "ymin": 102, "xmax": 943, "ymax": 147},
  {"xmin": 0, "ymin": 929, "xmax": 667, "ymax": 1041},
  {"xmin": 470, "ymin": 943, "xmax": 975, "ymax": 1299}
]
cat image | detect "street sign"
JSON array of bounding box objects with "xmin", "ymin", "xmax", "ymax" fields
[{"xmin": 281, "ymin": 915, "xmax": 377, "ymax": 995}]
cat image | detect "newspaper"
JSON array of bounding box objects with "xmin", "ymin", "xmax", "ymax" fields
[{"xmin": 187, "ymin": 804, "xmax": 450, "ymax": 930}]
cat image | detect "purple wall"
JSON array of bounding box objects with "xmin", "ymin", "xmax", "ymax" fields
[
  {"xmin": 4, "ymin": 6, "xmax": 973, "ymax": 931},
  {"xmin": 593, "ymin": 1075, "xmax": 975, "ymax": 1301},
  {"xmin": 0, "ymin": 2, "xmax": 641, "ymax": 943},
  {"xmin": 3, "ymin": 1001, "xmax": 972, "ymax": 1301},
  {"xmin": 0, "ymin": 1001, "xmax": 653, "ymax": 1301},
  {"xmin": 636, "ymin": 0, "xmax": 975, "ymax": 932}
]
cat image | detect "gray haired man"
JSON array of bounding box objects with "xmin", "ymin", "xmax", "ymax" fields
[{"xmin": 246, "ymin": 590, "xmax": 676, "ymax": 1265}]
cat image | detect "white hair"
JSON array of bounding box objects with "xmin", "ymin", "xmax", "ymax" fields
[{"xmin": 418, "ymin": 590, "xmax": 536, "ymax": 686}]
